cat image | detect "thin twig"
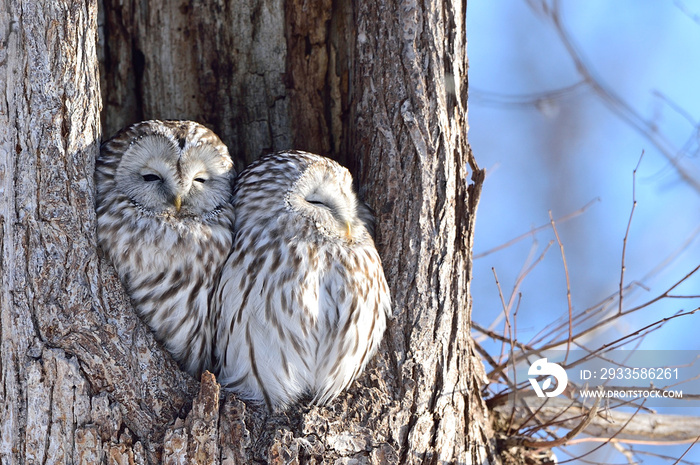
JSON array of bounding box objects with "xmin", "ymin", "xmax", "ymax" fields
[
  {"xmin": 639, "ymin": 224, "xmax": 700, "ymax": 288},
  {"xmin": 474, "ymin": 198, "xmax": 599, "ymax": 259},
  {"xmin": 556, "ymin": 398, "xmax": 647, "ymax": 464},
  {"xmin": 507, "ymin": 293, "xmax": 523, "ymax": 433},
  {"xmin": 521, "ymin": 388, "xmax": 602, "ymax": 449},
  {"xmin": 579, "ymin": 308, "xmax": 700, "ymax": 358},
  {"xmin": 491, "ymin": 268, "xmax": 511, "ymax": 366},
  {"xmin": 631, "ymin": 448, "xmax": 696, "ymax": 465},
  {"xmin": 549, "ymin": 210, "xmax": 573, "ymax": 363},
  {"xmin": 672, "ymin": 433, "xmax": 700, "ymax": 465},
  {"xmin": 611, "ymin": 441, "xmax": 636, "ymax": 465},
  {"xmin": 619, "ymin": 152, "xmax": 644, "ymax": 314},
  {"xmin": 493, "ymin": 297, "xmax": 700, "ymax": 382},
  {"xmin": 479, "ymin": 239, "xmax": 554, "ymax": 339},
  {"xmin": 529, "ymin": 264, "xmax": 700, "ymax": 358},
  {"xmin": 673, "ymin": 0, "xmax": 700, "ymax": 26}
]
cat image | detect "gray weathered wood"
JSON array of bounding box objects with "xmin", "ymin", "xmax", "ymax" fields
[
  {"xmin": 1, "ymin": 1, "xmax": 197, "ymax": 463},
  {"xmin": 99, "ymin": 0, "xmax": 293, "ymax": 170}
]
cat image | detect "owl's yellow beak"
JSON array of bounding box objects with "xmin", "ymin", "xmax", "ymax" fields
[
  {"xmin": 345, "ymin": 221, "xmax": 352, "ymax": 239},
  {"xmin": 174, "ymin": 194, "xmax": 182, "ymax": 213}
]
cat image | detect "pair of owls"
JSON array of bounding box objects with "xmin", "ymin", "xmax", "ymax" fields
[{"xmin": 95, "ymin": 120, "xmax": 391, "ymax": 408}]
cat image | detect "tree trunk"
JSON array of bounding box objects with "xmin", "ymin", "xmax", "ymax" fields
[
  {"xmin": 1, "ymin": 1, "xmax": 199, "ymax": 463},
  {"xmin": 2, "ymin": 0, "xmax": 496, "ymax": 463}
]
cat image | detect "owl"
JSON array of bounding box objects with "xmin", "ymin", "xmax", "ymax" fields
[
  {"xmin": 213, "ymin": 151, "xmax": 391, "ymax": 408},
  {"xmin": 95, "ymin": 120, "xmax": 236, "ymax": 377}
]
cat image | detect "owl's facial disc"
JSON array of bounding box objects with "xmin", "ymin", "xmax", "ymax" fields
[
  {"xmin": 288, "ymin": 162, "xmax": 358, "ymax": 240},
  {"xmin": 305, "ymin": 188, "xmax": 353, "ymax": 237},
  {"xmin": 177, "ymin": 145, "xmax": 233, "ymax": 216},
  {"xmin": 115, "ymin": 134, "xmax": 233, "ymax": 218}
]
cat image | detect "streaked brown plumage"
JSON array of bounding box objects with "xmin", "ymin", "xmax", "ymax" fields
[
  {"xmin": 96, "ymin": 120, "xmax": 235, "ymax": 377},
  {"xmin": 213, "ymin": 151, "xmax": 391, "ymax": 408}
]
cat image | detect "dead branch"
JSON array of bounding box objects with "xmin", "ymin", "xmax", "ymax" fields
[
  {"xmin": 493, "ymin": 392, "xmax": 700, "ymax": 444},
  {"xmin": 549, "ymin": 210, "xmax": 573, "ymax": 362},
  {"xmin": 619, "ymin": 152, "xmax": 644, "ymax": 315}
]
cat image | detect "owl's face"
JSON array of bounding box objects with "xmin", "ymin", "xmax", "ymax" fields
[
  {"xmin": 232, "ymin": 151, "xmax": 371, "ymax": 243},
  {"xmin": 115, "ymin": 134, "xmax": 232, "ymax": 217},
  {"xmin": 99, "ymin": 120, "xmax": 234, "ymax": 219},
  {"xmin": 285, "ymin": 160, "xmax": 358, "ymax": 240}
]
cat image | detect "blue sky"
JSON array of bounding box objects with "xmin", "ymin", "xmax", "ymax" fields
[{"xmin": 467, "ymin": 1, "xmax": 700, "ymax": 463}]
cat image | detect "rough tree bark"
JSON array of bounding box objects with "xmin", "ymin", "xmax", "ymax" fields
[
  {"xmin": 1, "ymin": 0, "xmax": 202, "ymax": 463},
  {"xmin": 1, "ymin": 0, "xmax": 496, "ymax": 463}
]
